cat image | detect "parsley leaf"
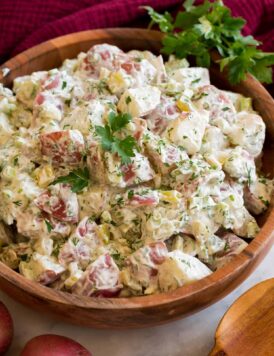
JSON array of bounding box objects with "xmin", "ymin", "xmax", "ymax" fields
[
  {"xmin": 108, "ymin": 112, "xmax": 132, "ymax": 132},
  {"xmin": 144, "ymin": 6, "xmax": 173, "ymax": 33},
  {"xmin": 146, "ymin": 0, "xmax": 274, "ymax": 84},
  {"xmin": 95, "ymin": 125, "xmax": 113, "ymax": 151},
  {"xmin": 128, "ymin": 190, "xmax": 134, "ymax": 199},
  {"xmin": 13, "ymin": 200, "xmax": 22, "ymax": 206},
  {"xmin": 112, "ymin": 136, "xmax": 136, "ymax": 164},
  {"xmin": 52, "ymin": 167, "xmax": 90, "ymax": 193},
  {"xmin": 45, "ymin": 219, "xmax": 53, "ymax": 233},
  {"xmin": 125, "ymin": 96, "xmax": 132, "ymax": 104},
  {"xmin": 95, "ymin": 112, "xmax": 138, "ymax": 164}
]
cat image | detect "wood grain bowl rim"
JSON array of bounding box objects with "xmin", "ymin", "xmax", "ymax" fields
[{"xmin": 0, "ymin": 28, "xmax": 273, "ymax": 310}]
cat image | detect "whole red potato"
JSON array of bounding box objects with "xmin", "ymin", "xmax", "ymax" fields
[
  {"xmin": 0, "ymin": 301, "xmax": 14, "ymax": 355},
  {"xmin": 20, "ymin": 334, "xmax": 92, "ymax": 356}
]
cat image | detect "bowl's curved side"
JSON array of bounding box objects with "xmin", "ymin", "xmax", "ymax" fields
[
  {"xmin": 0, "ymin": 222, "xmax": 273, "ymax": 329},
  {"xmin": 0, "ymin": 29, "xmax": 273, "ymax": 328}
]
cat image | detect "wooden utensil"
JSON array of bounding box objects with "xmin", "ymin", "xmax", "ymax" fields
[
  {"xmin": 0, "ymin": 29, "xmax": 273, "ymax": 328},
  {"xmin": 210, "ymin": 278, "xmax": 274, "ymax": 356}
]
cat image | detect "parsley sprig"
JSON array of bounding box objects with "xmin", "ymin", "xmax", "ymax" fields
[
  {"xmin": 45, "ymin": 219, "xmax": 53, "ymax": 233},
  {"xmin": 52, "ymin": 167, "xmax": 90, "ymax": 193},
  {"xmin": 145, "ymin": 0, "xmax": 274, "ymax": 84},
  {"xmin": 95, "ymin": 112, "xmax": 138, "ymax": 164}
]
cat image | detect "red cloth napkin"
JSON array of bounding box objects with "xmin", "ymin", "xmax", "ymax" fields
[{"xmin": 0, "ymin": 0, "xmax": 273, "ymax": 71}]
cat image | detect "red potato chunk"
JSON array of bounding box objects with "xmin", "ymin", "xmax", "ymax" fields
[
  {"xmin": 145, "ymin": 136, "xmax": 187, "ymax": 175},
  {"xmin": 87, "ymin": 141, "xmax": 155, "ymax": 188},
  {"xmin": 128, "ymin": 194, "xmax": 159, "ymax": 207},
  {"xmin": 39, "ymin": 270, "xmax": 62, "ymax": 285},
  {"xmin": 83, "ymin": 44, "xmax": 124, "ymax": 74},
  {"xmin": 75, "ymin": 216, "xmax": 96, "ymax": 237},
  {"xmin": 34, "ymin": 184, "xmax": 79, "ymax": 223},
  {"xmin": 40, "ymin": 130, "xmax": 85, "ymax": 165},
  {"xmin": 149, "ymin": 242, "xmax": 169, "ymax": 265},
  {"xmin": 89, "ymin": 48, "xmax": 135, "ymax": 74},
  {"xmin": 41, "ymin": 73, "xmax": 61, "ymax": 91},
  {"xmin": 145, "ymin": 95, "xmax": 180, "ymax": 135},
  {"xmin": 33, "ymin": 92, "xmax": 64, "ymax": 120},
  {"xmin": 19, "ymin": 252, "xmax": 66, "ymax": 286},
  {"xmin": 113, "ymin": 189, "xmax": 159, "ymax": 209},
  {"xmin": 116, "ymin": 54, "xmax": 157, "ymax": 85},
  {"xmin": 35, "ymin": 92, "xmax": 46, "ymax": 105},
  {"xmin": 87, "ymin": 140, "xmax": 107, "ymax": 184},
  {"xmin": 43, "ymin": 213, "xmax": 72, "ymax": 237},
  {"xmin": 211, "ymin": 232, "xmax": 248, "ymax": 270},
  {"xmin": 125, "ymin": 242, "xmax": 168, "ymax": 287},
  {"xmin": 193, "ymin": 85, "xmax": 236, "ymax": 133},
  {"xmin": 58, "ymin": 217, "xmax": 101, "ymax": 267},
  {"xmin": 244, "ymin": 179, "xmax": 273, "ymax": 215},
  {"xmin": 120, "ymin": 59, "xmax": 141, "ymax": 74},
  {"xmin": 120, "ymin": 152, "xmax": 155, "ymax": 187},
  {"xmin": 131, "ymin": 117, "xmax": 147, "ymax": 143},
  {"xmin": 16, "ymin": 210, "xmax": 71, "ymax": 239},
  {"xmin": 73, "ymin": 254, "xmax": 121, "ymax": 297},
  {"xmin": 59, "ymin": 240, "xmax": 90, "ymax": 267}
]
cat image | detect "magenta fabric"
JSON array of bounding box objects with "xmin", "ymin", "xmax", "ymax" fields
[{"xmin": 0, "ymin": 0, "xmax": 273, "ymax": 64}]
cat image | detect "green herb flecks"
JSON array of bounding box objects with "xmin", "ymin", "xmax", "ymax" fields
[
  {"xmin": 13, "ymin": 200, "xmax": 22, "ymax": 206},
  {"xmin": 111, "ymin": 252, "xmax": 126, "ymax": 268},
  {"xmin": 20, "ymin": 254, "xmax": 29, "ymax": 262},
  {"xmin": 13, "ymin": 156, "xmax": 19, "ymax": 166},
  {"xmin": 128, "ymin": 190, "xmax": 134, "ymax": 199},
  {"xmin": 258, "ymin": 196, "xmax": 270, "ymax": 207},
  {"xmin": 246, "ymin": 164, "xmax": 253, "ymax": 187},
  {"xmin": 45, "ymin": 219, "xmax": 53, "ymax": 233}
]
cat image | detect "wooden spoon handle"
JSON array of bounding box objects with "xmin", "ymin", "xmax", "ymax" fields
[
  {"xmin": 210, "ymin": 279, "xmax": 274, "ymax": 356},
  {"xmin": 209, "ymin": 343, "xmax": 227, "ymax": 356}
]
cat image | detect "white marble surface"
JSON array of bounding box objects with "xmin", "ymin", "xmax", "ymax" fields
[{"xmin": 1, "ymin": 246, "xmax": 273, "ymax": 356}]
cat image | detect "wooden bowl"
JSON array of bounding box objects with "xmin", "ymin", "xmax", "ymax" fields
[{"xmin": 0, "ymin": 29, "xmax": 273, "ymax": 329}]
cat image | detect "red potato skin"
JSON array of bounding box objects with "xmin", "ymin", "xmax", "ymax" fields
[
  {"xmin": 0, "ymin": 301, "xmax": 14, "ymax": 355},
  {"xmin": 20, "ymin": 334, "xmax": 92, "ymax": 356}
]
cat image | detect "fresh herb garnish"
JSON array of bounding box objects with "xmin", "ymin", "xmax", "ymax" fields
[
  {"xmin": 229, "ymin": 194, "xmax": 235, "ymax": 202},
  {"xmin": 111, "ymin": 252, "xmax": 126, "ymax": 268},
  {"xmin": 45, "ymin": 219, "xmax": 53, "ymax": 233},
  {"xmin": 20, "ymin": 254, "xmax": 29, "ymax": 262},
  {"xmin": 108, "ymin": 111, "xmax": 132, "ymax": 133},
  {"xmin": 145, "ymin": 0, "xmax": 274, "ymax": 84},
  {"xmin": 224, "ymin": 240, "xmax": 230, "ymax": 251},
  {"xmin": 62, "ymin": 81, "xmax": 67, "ymax": 90},
  {"xmin": 51, "ymin": 237, "xmax": 67, "ymax": 258},
  {"xmin": 125, "ymin": 96, "xmax": 132, "ymax": 104},
  {"xmin": 95, "ymin": 112, "xmax": 138, "ymax": 164},
  {"xmin": 191, "ymin": 78, "xmax": 201, "ymax": 84},
  {"xmin": 246, "ymin": 164, "xmax": 253, "ymax": 187},
  {"xmin": 13, "ymin": 156, "xmax": 19, "ymax": 166},
  {"xmin": 64, "ymin": 99, "xmax": 71, "ymax": 107},
  {"xmin": 258, "ymin": 196, "xmax": 270, "ymax": 207},
  {"xmin": 13, "ymin": 200, "xmax": 22, "ymax": 206},
  {"xmin": 52, "ymin": 167, "xmax": 90, "ymax": 193},
  {"xmin": 72, "ymin": 237, "xmax": 79, "ymax": 246},
  {"xmin": 91, "ymin": 79, "xmax": 108, "ymax": 95}
]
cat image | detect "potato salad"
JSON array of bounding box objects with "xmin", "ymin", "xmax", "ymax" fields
[{"xmin": 0, "ymin": 44, "xmax": 272, "ymax": 297}]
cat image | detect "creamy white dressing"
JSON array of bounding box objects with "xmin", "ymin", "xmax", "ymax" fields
[{"xmin": 0, "ymin": 44, "xmax": 272, "ymax": 296}]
